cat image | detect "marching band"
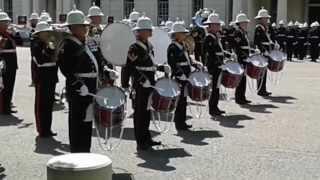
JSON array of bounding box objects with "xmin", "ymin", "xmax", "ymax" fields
[{"xmin": 0, "ymin": 4, "xmax": 319, "ymax": 154}]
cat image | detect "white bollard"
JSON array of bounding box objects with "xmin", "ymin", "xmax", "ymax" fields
[{"xmin": 47, "ymin": 153, "xmax": 112, "ymax": 180}]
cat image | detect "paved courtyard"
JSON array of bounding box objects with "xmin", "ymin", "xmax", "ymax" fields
[{"xmin": 0, "ymin": 47, "xmax": 320, "ymax": 180}]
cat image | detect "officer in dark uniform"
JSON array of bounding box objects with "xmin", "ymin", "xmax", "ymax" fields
[
  {"xmin": 254, "ymin": 7, "xmax": 274, "ymax": 97},
  {"xmin": 123, "ymin": 16, "xmax": 171, "ymax": 151},
  {"xmin": 0, "ymin": 10, "xmax": 18, "ymax": 115},
  {"xmin": 296, "ymin": 23, "xmax": 308, "ymax": 60},
  {"xmin": 58, "ymin": 8, "xmax": 116, "ymax": 153},
  {"xmin": 232, "ymin": 12, "xmax": 252, "ymax": 105},
  {"xmin": 29, "ymin": 12, "xmax": 39, "ymax": 87},
  {"xmin": 293, "ymin": 21, "xmax": 301, "ymax": 59},
  {"xmin": 167, "ymin": 22, "xmax": 202, "ymax": 130},
  {"xmin": 276, "ymin": 20, "xmax": 287, "ymax": 52},
  {"xmin": 286, "ymin": 21, "xmax": 296, "ymax": 61},
  {"xmin": 31, "ymin": 21, "xmax": 58, "ymax": 137},
  {"xmin": 203, "ymin": 12, "xmax": 228, "ymax": 116},
  {"xmin": 309, "ymin": 21, "xmax": 320, "ymax": 62}
]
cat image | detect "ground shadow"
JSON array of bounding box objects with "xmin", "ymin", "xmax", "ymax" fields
[
  {"xmin": 136, "ymin": 148, "xmax": 191, "ymax": 171},
  {"xmin": 0, "ymin": 174, "xmax": 6, "ymax": 180},
  {"xmin": 112, "ymin": 167, "xmax": 135, "ymax": 180},
  {"xmin": 240, "ymin": 103, "xmax": 279, "ymax": 114},
  {"xmin": 92, "ymin": 127, "xmax": 160, "ymax": 141},
  {"xmin": 17, "ymin": 122, "xmax": 33, "ymax": 129},
  {"xmin": 263, "ymin": 96, "xmax": 297, "ymax": 104},
  {"xmin": 214, "ymin": 114, "xmax": 255, "ymax": 128},
  {"xmin": 34, "ymin": 136, "xmax": 69, "ymax": 155},
  {"xmin": 52, "ymin": 101, "xmax": 66, "ymax": 111},
  {"xmin": 176, "ymin": 129, "xmax": 223, "ymax": 146},
  {"xmin": 0, "ymin": 115, "xmax": 23, "ymax": 126}
]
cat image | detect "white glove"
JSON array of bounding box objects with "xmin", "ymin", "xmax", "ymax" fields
[
  {"xmin": 163, "ymin": 64, "xmax": 171, "ymax": 74},
  {"xmin": 177, "ymin": 74, "xmax": 188, "ymax": 81},
  {"xmin": 194, "ymin": 61, "xmax": 203, "ymax": 69},
  {"xmin": 254, "ymin": 49, "xmax": 261, "ymax": 54},
  {"xmin": 79, "ymin": 85, "xmax": 89, "ymax": 96},
  {"xmin": 274, "ymin": 42, "xmax": 280, "ymax": 50},
  {"xmin": 109, "ymin": 69, "xmax": 119, "ymax": 80},
  {"xmin": 142, "ymin": 80, "xmax": 152, "ymax": 88},
  {"xmin": 263, "ymin": 51, "xmax": 270, "ymax": 56},
  {"xmin": 0, "ymin": 77, "xmax": 3, "ymax": 91}
]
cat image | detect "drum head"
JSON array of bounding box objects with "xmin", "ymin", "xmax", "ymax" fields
[
  {"xmin": 47, "ymin": 153, "xmax": 112, "ymax": 171},
  {"xmin": 155, "ymin": 78, "xmax": 180, "ymax": 97},
  {"xmin": 221, "ymin": 62, "xmax": 244, "ymax": 75},
  {"xmin": 247, "ymin": 55, "xmax": 268, "ymax": 67},
  {"xmin": 188, "ymin": 71, "xmax": 211, "ymax": 87},
  {"xmin": 96, "ymin": 87, "xmax": 126, "ymax": 109},
  {"xmin": 100, "ymin": 23, "xmax": 136, "ymax": 66},
  {"xmin": 149, "ymin": 27, "xmax": 171, "ymax": 65},
  {"xmin": 269, "ymin": 50, "xmax": 287, "ymax": 62}
]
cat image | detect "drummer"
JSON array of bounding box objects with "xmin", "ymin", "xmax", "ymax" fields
[
  {"xmin": 254, "ymin": 7, "xmax": 277, "ymax": 97},
  {"xmin": 232, "ymin": 12, "xmax": 252, "ymax": 105},
  {"xmin": 58, "ymin": 8, "xmax": 118, "ymax": 153},
  {"xmin": 87, "ymin": 3, "xmax": 115, "ymax": 85},
  {"xmin": 123, "ymin": 16, "xmax": 171, "ymax": 151},
  {"xmin": 167, "ymin": 22, "xmax": 203, "ymax": 130},
  {"xmin": 203, "ymin": 12, "xmax": 227, "ymax": 116}
]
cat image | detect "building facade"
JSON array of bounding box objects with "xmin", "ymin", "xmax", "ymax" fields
[{"xmin": 0, "ymin": 0, "xmax": 319, "ymax": 26}]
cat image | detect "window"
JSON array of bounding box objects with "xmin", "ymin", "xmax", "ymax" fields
[
  {"xmin": 92, "ymin": 0, "xmax": 101, "ymax": 7},
  {"xmin": 158, "ymin": 0, "xmax": 169, "ymax": 24},
  {"xmin": 124, "ymin": 0, "xmax": 135, "ymax": 19},
  {"xmin": 192, "ymin": 0, "xmax": 203, "ymax": 15},
  {"xmin": 4, "ymin": 0, "xmax": 13, "ymax": 19}
]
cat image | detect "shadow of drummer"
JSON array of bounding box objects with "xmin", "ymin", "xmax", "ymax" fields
[
  {"xmin": 34, "ymin": 136, "xmax": 69, "ymax": 155},
  {"xmin": 263, "ymin": 96, "xmax": 297, "ymax": 104},
  {"xmin": 175, "ymin": 129, "xmax": 223, "ymax": 146},
  {"xmin": 136, "ymin": 148, "xmax": 192, "ymax": 172},
  {"xmin": 239, "ymin": 103, "xmax": 279, "ymax": 114},
  {"xmin": 214, "ymin": 114, "xmax": 255, "ymax": 129}
]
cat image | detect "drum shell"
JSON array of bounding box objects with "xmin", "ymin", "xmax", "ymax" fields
[
  {"xmin": 221, "ymin": 70, "xmax": 242, "ymax": 89},
  {"xmin": 268, "ymin": 59, "xmax": 284, "ymax": 72},
  {"xmin": 246, "ymin": 63, "xmax": 266, "ymax": 79},
  {"xmin": 94, "ymin": 103, "xmax": 124, "ymax": 128},
  {"xmin": 151, "ymin": 90, "xmax": 179, "ymax": 112},
  {"xmin": 187, "ymin": 84, "xmax": 210, "ymax": 102}
]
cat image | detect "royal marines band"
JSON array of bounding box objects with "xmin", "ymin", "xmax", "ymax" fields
[{"xmin": 0, "ymin": 3, "xmax": 319, "ymax": 154}]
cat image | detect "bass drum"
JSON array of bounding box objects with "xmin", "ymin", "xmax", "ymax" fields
[
  {"xmin": 245, "ymin": 54, "xmax": 268, "ymax": 79},
  {"xmin": 149, "ymin": 27, "xmax": 171, "ymax": 65},
  {"xmin": 100, "ymin": 23, "xmax": 136, "ymax": 66},
  {"xmin": 268, "ymin": 50, "xmax": 286, "ymax": 72},
  {"xmin": 151, "ymin": 78, "xmax": 181, "ymax": 113},
  {"xmin": 187, "ymin": 71, "xmax": 211, "ymax": 102}
]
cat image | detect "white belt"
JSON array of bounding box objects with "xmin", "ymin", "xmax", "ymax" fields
[
  {"xmin": 75, "ymin": 73, "xmax": 98, "ymax": 78},
  {"xmin": 176, "ymin": 62, "xmax": 189, "ymax": 66},
  {"xmin": 216, "ymin": 52, "xmax": 224, "ymax": 56},
  {"xmin": 240, "ymin": 46, "xmax": 250, "ymax": 49},
  {"xmin": 311, "ymin": 36, "xmax": 319, "ymax": 39},
  {"xmin": 37, "ymin": 62, "xmax": 56, "ymax": 67},
  {"xmin": 136, "ymin": 66, "xmax": 157, "ymax": 72},
  {"xmin": 287, "ymin": 36, "xmax": 294, "ymax": 38},
  {"xmin": 277, "ymin": 34, "xmax": 286, "ymax": 37},
  {"xmin": 298, "ymin": 37, "xmax": 305, "ymax": 39},
  {"xmin": 0, "ymin": 49, "xmax": 16, "ymax": 53},
  {"xmin": 262, "ymin": 42, "xmax": 271, "ymax": 45}
]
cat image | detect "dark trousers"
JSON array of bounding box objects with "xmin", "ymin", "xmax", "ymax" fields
[
  {"xmin": 297, "ymin": 43, "xmax": 307, "ymax": 60},
  {"xmin": 235, "ymin": 75, "xmax": 247, "ymax": 101},
  {"xmin": 133, "ymin": 86, "xmax": 152, "ymax": 146},
  {"xmin": 257, "ymin": 69, "xmax": 268, "ymax": 94},
  {"xmin": 310, "ymin": 44, "xmax": 319, "ymax": 61},
  {"xmin": 1, "ymin": 69, "xmax": 16, "ymax": 113},
  {"xmin": 209, "ymin": 70, "xmax": 221, "ymax": 113},
  {"xmin": 68, "ymin": 97, "xmax": 92, "ymax": 153},
  {"xmin": 34, "ymin": 81, "xmax": 56, "ymax": 135},
  {"xmin": 31, "ymin": 60, "xmax": 37, "ymax": 83},
  {"xmin": 194, "ymin": 43, "xmax": 204, "ymax": 64},
  {"xmin": 174, "ymin": 83, "xmax": 187, "ymax": 128},
  {"xmin": 287, "ymin": 45, "xmax": 294, "ymax": 60}
]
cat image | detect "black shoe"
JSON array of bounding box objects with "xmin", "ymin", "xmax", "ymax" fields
[
  {"xmin": 148, "ymin": 140, "xmax": 162, "ymax": 146},
  {"xmin": 210, "ymin": 110, "xmax": 222, "ymax": 116},
  {"xmin": 258, "ymin": 92, "xmax": 272, "ymax": 97},
  {"xmin": 40, "ymin": 131, "xmax": 57, "ymax": 138},
  {"xmin": 137, "ymin": 143, "xmax": 152, "ymax": 151},
  {"xmin": 0, "ymin": 166, "xmax": 5, "ymax": 173},
  {"xmin": 236, "ymin": 99, "xmax": 252, "ymax": 105},
  {"xmin": 218, "ymin": 109, "xmax": 226, "ymax": 114},
  {"xmin": 3, "ymin": 109, "xmax": 17, "ymax": 115}
]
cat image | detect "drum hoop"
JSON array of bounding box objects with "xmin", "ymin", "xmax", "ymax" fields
[{"xmin": 95, "ymin": 86, "xmax": 127, "ymax": 108}]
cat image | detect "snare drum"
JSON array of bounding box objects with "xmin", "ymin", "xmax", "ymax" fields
[
  {"xmin": 151, "ymin": 78, "xmax": 180, "ymax": 112},
  {"xmin": 94, "ymin": 86, "xmax": 126, "ymax": 128},
  {"xmin": 268, "ymin": 50, "xmax": 286, "ymax": 72},
  {"xmin": 246, "ymin": 55, "xmax": 268, "ymax": 79},
  {"xmin": 187, "ymin": 71, "xmax": 211, "ymax": 102},
  {"xmin": 220, "ymin": 62, "xmax": 244, "ymax": 89}
]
